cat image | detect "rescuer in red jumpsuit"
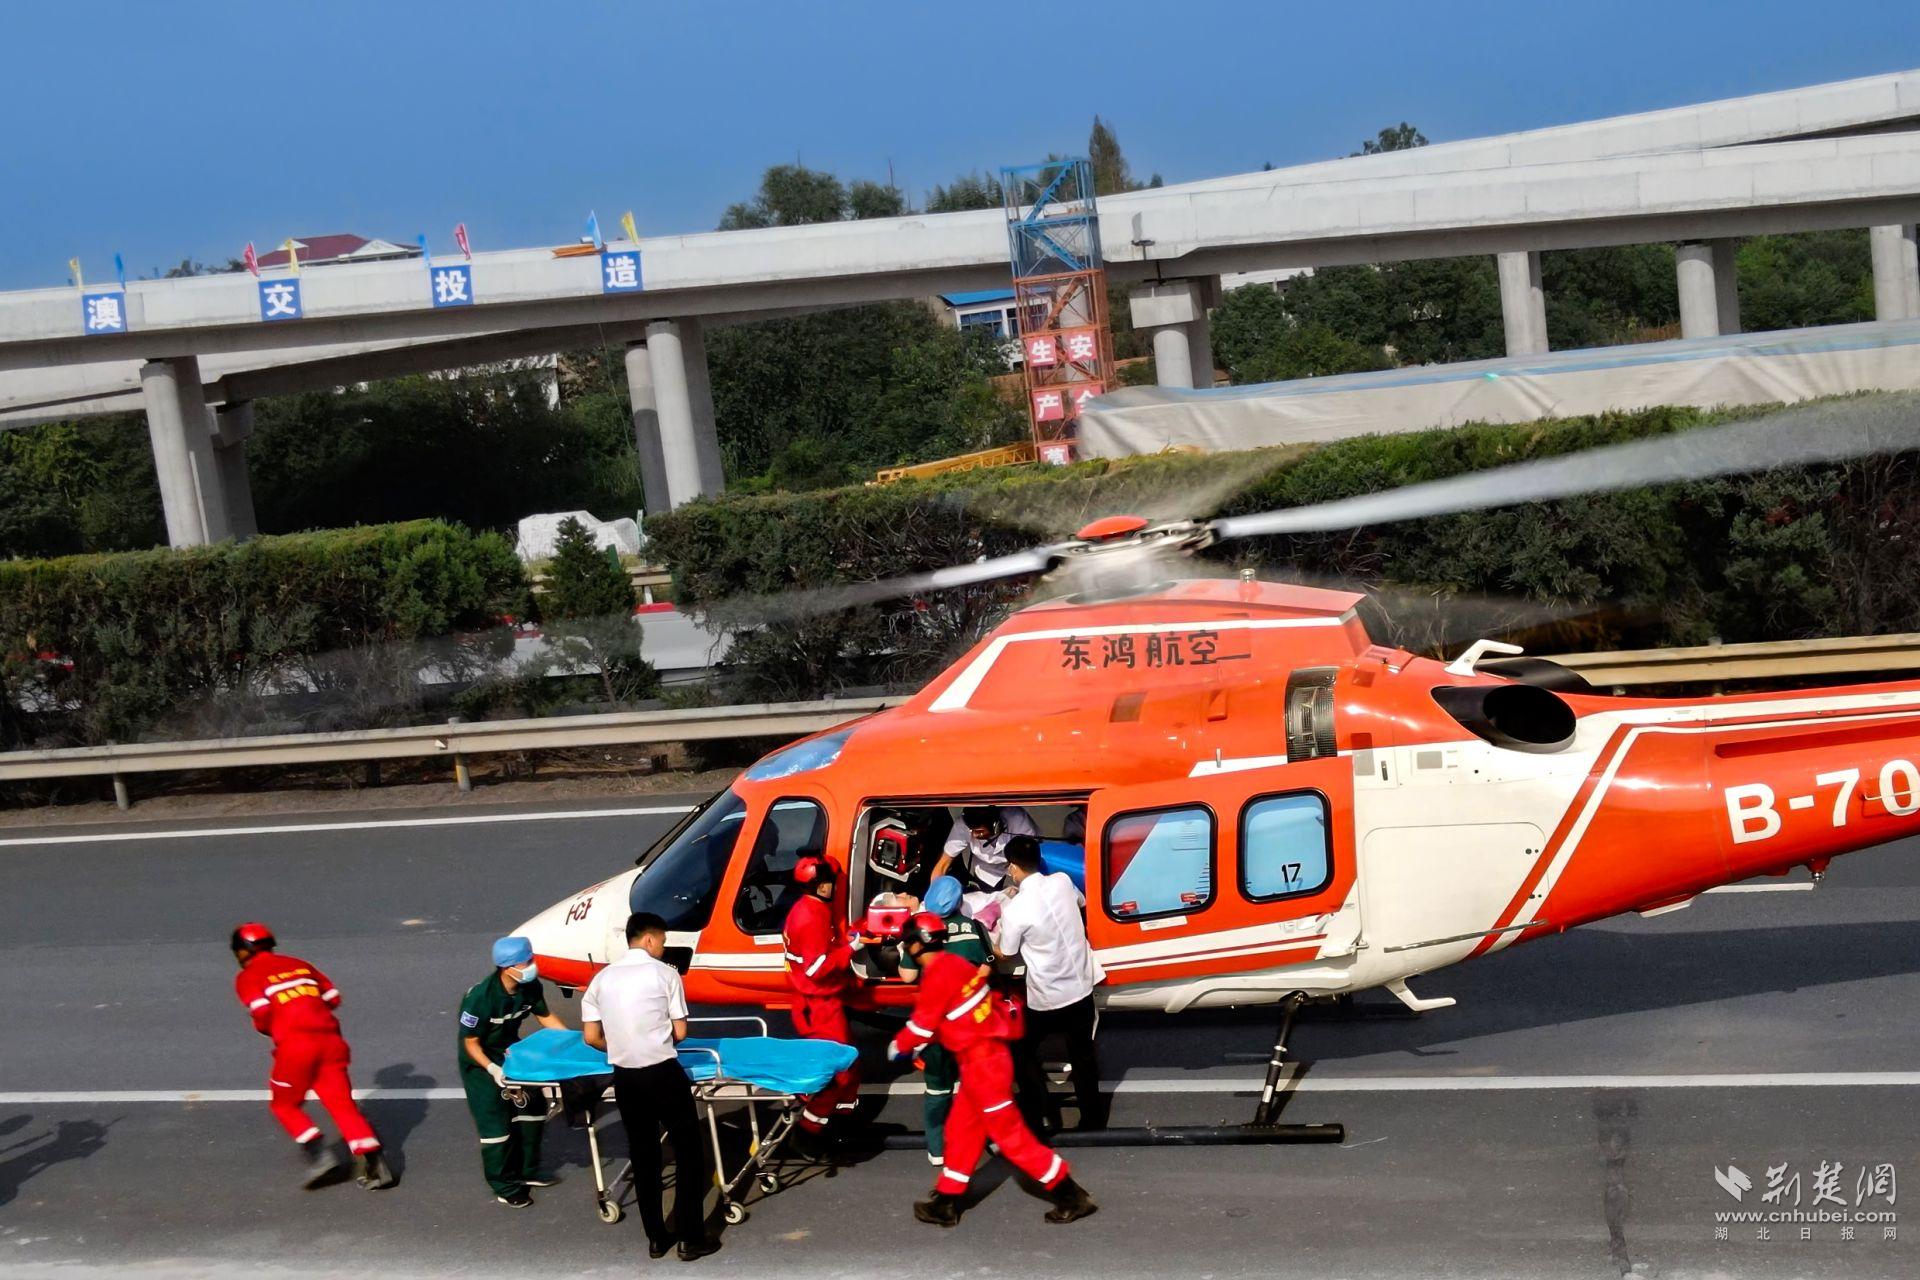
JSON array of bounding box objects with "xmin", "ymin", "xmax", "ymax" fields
[
  {"xmin": 781, "ymin": 855, "xmax": 865, "ymax": 1149},
  {"xmin": 888, "ymin": 912, "xmax": 1097, "ymax": 1227},
  {"xmin": 230, "ymin": 922, "xmax": 397, "ymax": 1190}
]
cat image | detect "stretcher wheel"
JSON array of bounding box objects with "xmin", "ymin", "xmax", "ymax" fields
[
  {"xmin": 723, "ymin": 1202, "xmax": 749, "ymax": 1226},
  {"xmin": 757, "ymin": 1173, "xmax": 780, "ymax": 1194},
  {"xmin": 598, "ymin": 1198, "xmax": 623, "ymax": 1224}
]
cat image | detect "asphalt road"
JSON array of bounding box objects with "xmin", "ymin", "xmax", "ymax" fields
[{"xmin": 2, "ymin": 796, "xmax": 1916, "ymax": 1278}]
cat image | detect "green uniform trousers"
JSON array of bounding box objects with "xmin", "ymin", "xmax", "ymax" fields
[
  {"xmin": 460, "ymin": 1061, "xmax": 546, "ymax": 1196},
  {"xmin": 922, "ymin": 1044, "xmax": 960, "ymax": 1164}
]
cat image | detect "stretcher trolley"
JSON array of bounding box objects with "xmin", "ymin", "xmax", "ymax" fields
[{"xmin": 501, "ymin": 1018, "xmax": 860, "ymax": 1227}]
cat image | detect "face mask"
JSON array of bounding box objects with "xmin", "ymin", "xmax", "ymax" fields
[{"xmin": 514, "ymin": 963, "xmax": 539, "ymax": 984}]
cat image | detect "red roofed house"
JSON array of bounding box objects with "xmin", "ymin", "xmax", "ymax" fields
[{"xmin": 254, "ymin": 234, "xmax": 418, "ymax": 269}]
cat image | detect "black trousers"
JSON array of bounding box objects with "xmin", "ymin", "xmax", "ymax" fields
[
  {"xmin": 1011, "ymin": 994, "xmax": 1107, "ymax": 1133},
  {"xmin": 612, "ymin": 1060, "xmax": 708, "ymax": 1246}
]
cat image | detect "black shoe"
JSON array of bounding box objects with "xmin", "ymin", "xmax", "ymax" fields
[
  {"xmin": 789, "ymin": 1127, "xmax": 830, "ymax": 1162},
  {"xmin": 354, "ymin": 1149, "xmax": 398, "ymax": 1190},
  {"xmin": 495, "ymin": 1189, "xmax": 533, "ymax": 1208},
  {"xmin": 913, "ymin": 1192, "xmax": 964, "ymax": 1228},
  {"xmin": 521, "ymin": 1170, "xmax": 559, "ymax": 1188},
  {"xmin": 1044, "ymin": 1177, "xmax": 1097, "ymax": 1224},
  {"xmin": 677, "ymin": 1237, "xmax": 721, "ymax": 1262},
  {"xmin": 300, "ymin": 1138, "xmax": 342, "ymax": 1189},
  {"xmin": 647, "ymin": 1237, "xmax": 673, "ymax": 1260}
]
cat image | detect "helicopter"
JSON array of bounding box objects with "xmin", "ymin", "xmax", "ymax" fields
[{"xmin": 513, "ymin": 396, "xmax": 1920, "ymax": 1046}]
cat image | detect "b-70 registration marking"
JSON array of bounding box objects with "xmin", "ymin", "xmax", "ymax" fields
[{"xmin": 1726, "ymin": 759, "xmax": 1920, "ymax": 844}]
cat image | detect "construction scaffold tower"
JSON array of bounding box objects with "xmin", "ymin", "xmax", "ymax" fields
[{"xmin": 1001, "ymin": 159, "xmax": 1113, "ymax": 464}]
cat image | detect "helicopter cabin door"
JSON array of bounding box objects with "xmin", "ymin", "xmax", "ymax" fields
[{"xmin": 1084, "ymin": 756, "xmax": 1358, "ymax": 1008}]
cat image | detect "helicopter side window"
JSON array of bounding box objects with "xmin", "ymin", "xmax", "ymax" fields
[
  {"xmin": 628, "ymin": 788, "xmax": 748, "ymax": 931},
  {"xmin": 732, "ymin": 799, "xmax": 830, "ymax": 936},
  {"xmin": 1103, "ymin": 804, "xmax": 1215, "ymax": 923},
  {"xmin": 1240, "ymin": 792, "xmax": 1333, "ymax": 902}
]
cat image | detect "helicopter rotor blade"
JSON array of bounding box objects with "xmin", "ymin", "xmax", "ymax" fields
[
  {"xmin": 701, "ymin": 546, "xmax": 1059, "ymax": 626},
  {"xmin": 1211, "ymin": 394, "xmax": 1920, "ymax": 543}
]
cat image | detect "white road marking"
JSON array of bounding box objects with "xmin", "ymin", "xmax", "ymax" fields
[
  {"xmin": 0, "ymin": 805, "xmax": 694, "ymax": 848},
  {"xmin": 9, "ymin": 1071, "xmax": 1920, "ymax": 1105}
]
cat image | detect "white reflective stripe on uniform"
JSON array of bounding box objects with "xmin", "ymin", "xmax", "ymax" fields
[
  {"xmin": 269, "ymin": 1078, "xmax": 293, "ymax": 1088},
  {"xmin": 263, "ymin": 979, "xmax": 314, "ymax": 996},
  {"xmin": 834, "ymin": 1101, "xmax": 858, "ymax": 1111},
  {"xmin": 782, "ymin": 952, "xmax": 804, "ymax": 966},
  {"xmin": 942, "ymin": 1168, "xmax": 972, "ymax": 1184},
  {"xmin": 479, "ymin": 1135, "xmax": 510, "ymax": 1145},
  {"xmin": 983, "ymin": 1099, "xmax": 1013, "ymax": 1113},
  {"xmin": 511, "ymin": 1115, "xmax": 544, "ymax": 1122},
  {"xmin": 805, "ymin": 955, "xmax": 826, "ymax": 978},
  {"xmin": 1042, "ymin": 1155, "xmax": 1063, "ymax": 1185},
  {"xmin": 801, "ymin": 1108, "xmax": 830, "ymax": 1126},
  {"xmin": 923, "ymin": 1086, "xmax": 952, "ymax": 1096},
  {"xmin": 904, "ymin": 1020, "xmax": 931, "ymax": 1038},
  {"xmin": 248, "ymin": 998, "xmax": 270, "ymax": 1010},
  {"xmin": 944, "ymin": 986, "xmax": 989, "ymax": 1021},
  {"xmin": 320, "ymin": 988, "xmax": 340, "ymax": 1003},
  {"xmin": 293, "ymin": 1126, "xmax": 320, "ymax": 1143},
  {"xmin": 928, "ymin": 1153, "xmax": 944, "ymax": 1166},
  {"xmin": 347, "ymin": 1138, "xmax": 380, "ymax": 1153}
]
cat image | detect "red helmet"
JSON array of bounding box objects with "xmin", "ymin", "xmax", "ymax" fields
[
  {"xmin": 793, "ymin": 854, "xmax": 841, "ymax": 886},
  {"xmin": 230, "ymin": 921, "xmax": 276, "ymax": 952},
  {"xmin": 904, "ymin": 911, "xmax": 949, "ymax": 949}
]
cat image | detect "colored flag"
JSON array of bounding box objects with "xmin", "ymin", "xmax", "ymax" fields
[
  {"xmin": 619, "ymin": 211, "xmax": 638, "ymax": 244},
  {"xmin": 585, "ymin": 210, "xmax": 602, "ymax": 249},
  {"xmin": 244, "ymin": 242, "xmax": 259, "ymax": 277},
  {"xmin": 282, "ymin": 239, "xmax": 301, "ymax": 274},
  {"xmin": 454, "ymin": 222, "xmax": 471, "ymax": 260},
  {"xmin": 68, "ymin": 257, "xmax": 83, "ymax": 288},
  {"xmin": 113, "ymin": 253, "xmax": 126, "ymax": 289}
]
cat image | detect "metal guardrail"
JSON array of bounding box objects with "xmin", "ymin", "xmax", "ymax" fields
[
  {"xmin": 1544, "ymin": 632, "xmax": 1920, "ymax": 687},
  {"xmin": 5, "ymin": 632, "xmax": 1920, "ymax": 806},
  {"xmin": 0, "ymin": 698, "xmax": 901, "ymax": 804}
]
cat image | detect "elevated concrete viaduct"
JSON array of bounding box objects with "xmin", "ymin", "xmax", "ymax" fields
[{"xmin": 1, "ymin": 70, "xmax": 1916, "ymax": 544}]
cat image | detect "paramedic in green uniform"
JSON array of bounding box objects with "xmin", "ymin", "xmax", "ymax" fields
[
  {"xmin": 898, "ymin": 877, "xmax": 992, "ymax": 1172},
  {"xmin": 459, "ymin": 935, "xmax": 568, "ymax": 1207}
]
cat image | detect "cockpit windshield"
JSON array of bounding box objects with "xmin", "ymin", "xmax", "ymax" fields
[{"xmin": 629, "ymin": 789, "xmax": 749, "ymax": 930}]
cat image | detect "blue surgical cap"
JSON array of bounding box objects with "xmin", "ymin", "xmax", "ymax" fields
[
  {"xmin": 492, "ymin": 935, "xmax": 534, "ymax": 967},
  {"xmin": 923, "ymin": 876, "xmax": 963, "ymax": 918}
]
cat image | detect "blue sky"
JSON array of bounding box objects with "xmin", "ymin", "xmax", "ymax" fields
[{"xmin": 3, "ymin": 0, "xmax": 1912, "ymax": 290}]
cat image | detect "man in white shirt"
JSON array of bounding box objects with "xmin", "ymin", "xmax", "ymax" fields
[
  {"xmin": 582, "ymin": 912, "xmax": 718, "ymax": 1262},
  {"xmin": 932, "ymin": 804, "xmax": 1039, "ymax": 891},
  {"xmin": 995, "ymin": 837, "xmax": 1108, "ymax": 1134}
]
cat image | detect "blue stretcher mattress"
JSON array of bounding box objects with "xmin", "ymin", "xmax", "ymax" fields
[
  {"xmin": 503, "ymin": 1028, "xmax": 857, "ymax": 1096},
  {"xmin": 1039, "ymin": 838, "xmax": 1086, "ymax": 891}
]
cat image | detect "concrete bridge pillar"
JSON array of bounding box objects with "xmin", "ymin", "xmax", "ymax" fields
[
  {"xmin": 644, "ymin": 319, "xmax": 723, "ymax": 508},
  {"xmin": 623, "ymin": 341, "xmax": 670, "ymax": 516},
  {"xmin": 139, "ymin": 356, "xmax": 226, "ymax": 547},
  {"xmin": 1128, "ymin": 279, "xmax": 1218, "ymax": 388},
  {"xmin": 1870, "ymin": 224, "xmax": 1920, "ymax": 322},
  {"xmin": 211, "ymin": 401, "xmax": 258, "ymax": 540},
  {"xmin": 1676, "ymin": 240, "xmax": 1740, "ymax": 339},
  {"xmin": 1496, "ymin": 251, "xmax": 1548, "ymax": 356}
]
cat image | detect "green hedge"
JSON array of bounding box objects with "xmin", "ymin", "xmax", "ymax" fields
[
  {"xmin": 646, "ymin": 400, "xmax": 1920, "ymax": 700},
  {"xmin": 0, "ymin": 521, "xmax": 527, "ymax": 748}
]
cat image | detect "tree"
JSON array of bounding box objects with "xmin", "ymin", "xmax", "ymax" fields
[
  {"xmin": 1355, "ymin": 123, "xmax": 1428, "ymax": 155},
  {"xmin": 719, "ymin": 164, "xmax": 849, "ymax": 228},
  {"xmin": 1089, "ymin": 115, "xmax": 1134, "ymax": 195},
  {"xmin": 1737, "ymin": 230, "xmax": 1874, "ymax": 332},
  {"xmin": 848, "ymin": 179, "xmax": 906, "ymax": 220},
  {"xmin": 926, "ymin": 171, "xmax": 1003, "ymax": 213},
  {"xmin": 538, "ymin": 517, "xmax": 656, "ymax": 705}
]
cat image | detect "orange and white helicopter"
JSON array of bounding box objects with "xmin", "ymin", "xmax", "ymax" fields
[{"xmin": 515, "ymin": 400, "xmax": 1920, "ymax": 1040}]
